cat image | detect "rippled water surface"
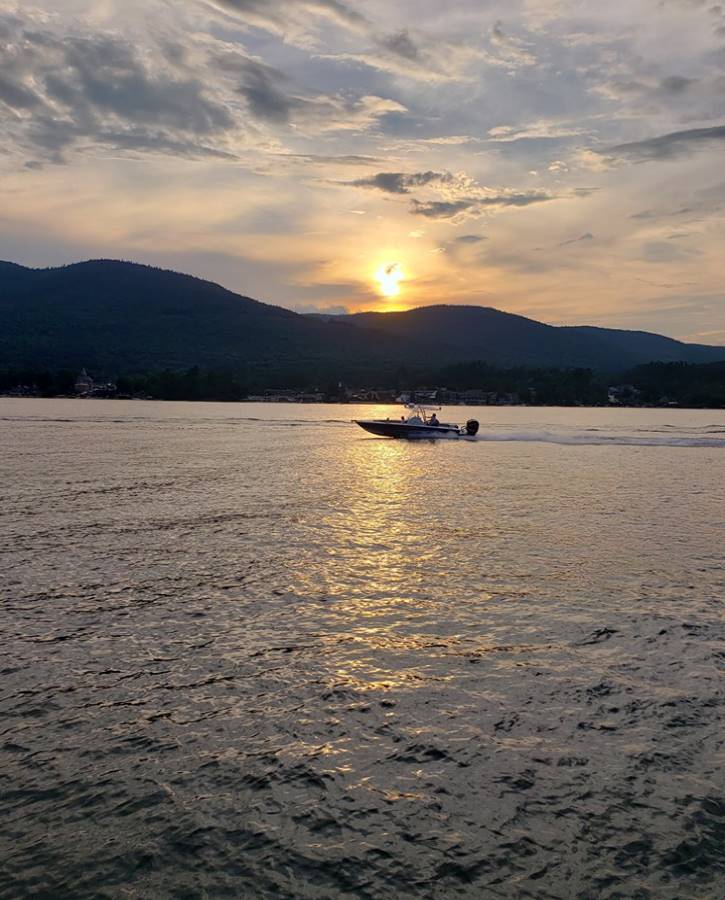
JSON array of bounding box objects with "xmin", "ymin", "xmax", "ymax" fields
[{"xmin": 1, "ymin": 399, "xmax": 724, "ymax": 899}]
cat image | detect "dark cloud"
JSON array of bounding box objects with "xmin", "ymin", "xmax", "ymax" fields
[
  {"xmin": 409, "ymin": 199, "xmax": 476, "ymax": 218},
  {"xmin": 0, "ymin": 16, "xmax": 237, "ymax": 163},
  {"xmin": 61, "ymin": 37, "xmax": 234, "ymax": 133},
  {"xmin": 558, "ymin": 232, "xmax": 593, "ymax": 246},
  {"xmin": 475, "ymin": 192, "xmax": 551, "ymax": 207},
  {"xmin": 608, "ymin": 124, "xmax": 725, "ymax": 161},
  {"xmin": 659, "ymin": 75, "xmax": 698, "ymax": 94},
  {"xmin": 629, "ymin": 207, "xmax": 693, "ymax": 219},
  {"xmin": 233, "ymin": 59, "xmax": 295, "ymax": 123},
  {"xmin": 0, "ymin": 73, "xmax": 41, "ymax": 110},
  {"xmin": 93, "ymin": 129, "xmax": 238, "ymax": 159},
  {"xmin": 454, "ymin": 234, "xmax": 486, "ymax": 243},
  {"xmin": 214, "ymin": 50, "xmax": 404, "ymax": 132},
  {"xmin": 350, "ymin": 170, "xmax": 449, "ymax": 194},
  {"xmin": 410, "ymin": 191, "xmax": 552, "ymax": 218},
  {"xmin": 378, "ymin": 30, "xmax": 420, "ymax": 61}
]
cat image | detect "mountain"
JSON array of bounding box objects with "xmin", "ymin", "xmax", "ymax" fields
[
  {"xmin": 336, "ymin": 306, "xmax": 725, "ymax": 370},
  {"xmin": 0, "ymin": 259, "xmax": 404, "ymax": 379},
  {"xmin": 1, "ymin": 259, "xmax": 723, "ymax": 378}
]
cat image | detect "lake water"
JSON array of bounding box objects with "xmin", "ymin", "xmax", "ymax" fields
[{"xmin": 1, "ymin": 399, "xmax": 723, "ymax": 899}]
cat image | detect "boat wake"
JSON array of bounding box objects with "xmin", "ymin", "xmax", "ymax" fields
[{"xmin": 472, "ymin": 428, "xmax": 725, "ymax": 447}]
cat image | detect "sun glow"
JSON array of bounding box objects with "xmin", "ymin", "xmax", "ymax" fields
[{"xmin": 375, "ymin": 262, "xmax": 404, "ymax": 298}]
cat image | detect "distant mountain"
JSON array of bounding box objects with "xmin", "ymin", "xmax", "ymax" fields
[
  {"xmin": 1, "ymin": 259, "xmax": 723, "ymax": 378},
  {"xmin": 335, "ymin": 306, "xmax": 725, "ymax": 370}
]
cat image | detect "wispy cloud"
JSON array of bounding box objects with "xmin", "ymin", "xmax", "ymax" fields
[
  {"xmin": 0, "ymin": 13, "xmax": 239, "ymax": 163},
  {"xmin": 487, "ymin": 120, "xmax": 588, "ymax": 143},
  {"xmin": 410, "ymin": 191, "xmax": 552, "ymax": 219},
  {"xmin": 606, "ymin": 124, "xmax": 725, "ymax": 161},
  {"xmin": 558, "ymin": 232, "xmax": 593, "ymax": 246}
]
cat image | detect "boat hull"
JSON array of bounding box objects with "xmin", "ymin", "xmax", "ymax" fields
[{"xmin": 355, "ymin": 420, "xmax": 461, "ymax": 439}]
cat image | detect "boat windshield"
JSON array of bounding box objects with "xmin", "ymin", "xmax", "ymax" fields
[{"xmin": 404, "ymin": 403, "xmax": 441, "ymax": 424}]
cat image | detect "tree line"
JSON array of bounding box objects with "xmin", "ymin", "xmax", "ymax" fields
[{"xmin": 2, "ymin": 360, "xmax": 725, "ymax": 407}]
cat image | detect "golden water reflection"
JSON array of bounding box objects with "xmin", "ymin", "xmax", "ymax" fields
[{"xmin": 290, "ymin": 422, "xmax": 505, "ymax": 689}]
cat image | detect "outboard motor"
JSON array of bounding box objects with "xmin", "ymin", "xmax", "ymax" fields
[{"xmin": 466, "ymin": 419, "xmax": 479, "ymax": 436}]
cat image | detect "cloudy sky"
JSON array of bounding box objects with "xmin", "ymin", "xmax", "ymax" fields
[{"xmin": 1, "ymin": 0, "xmax": 725, "ymax": 341}]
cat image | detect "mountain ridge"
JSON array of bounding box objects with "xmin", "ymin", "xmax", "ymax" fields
[
  {"xmin": 331, "ymin": 304, "xmax": 724, "ymax": 369},
  {"xmin": 1, "ymin": 258, "xmax": 722, "ymax": 377}
]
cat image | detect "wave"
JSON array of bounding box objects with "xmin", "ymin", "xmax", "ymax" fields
[
  {"xmin": 473, "ymin": 430, "xmax": 725, "ymax": 447},
  {"xmin": 2, "ymin": 415, "xmax": 723, "ymax": 445}
]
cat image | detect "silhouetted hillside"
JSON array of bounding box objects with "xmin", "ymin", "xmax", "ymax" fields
[
  {"xmin": 0, "ymin": 259, "xmax": 404, "ymax": 379},
  {"xmin": 339, "ymin": 306, "xmax": 725, "ymax": 369},
  {"xmin": 1, "ymin": 260, "xmax": 723, "ymax": 377}
]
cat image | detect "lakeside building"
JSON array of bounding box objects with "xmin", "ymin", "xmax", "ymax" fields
[
  {"xmin": 74, "ymin": 369, "xmax": 117, "ymax": 398},
  {"xmin": 608, "ymin": 384, "xmax": 642, "ymax": 406},
  {"xmin": 247, "ymin": 390, "xmax": 325, "ymax": 402},
  {"xmin": 438, "ymin": 389, "xmax": 522, "ymax": 405},
  {"xmin": 74, "ymin": 368, "xmax": 94, "ymax": 394}
]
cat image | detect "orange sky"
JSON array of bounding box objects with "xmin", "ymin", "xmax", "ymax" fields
[{"xmin": 1, "ymin": 1, "xmax": 724, "ymax": 343}]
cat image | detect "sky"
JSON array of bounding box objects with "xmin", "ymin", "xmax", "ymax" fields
[{"xmin": 1, "ymin": 1, "xmax": 725, "ymax": 342}]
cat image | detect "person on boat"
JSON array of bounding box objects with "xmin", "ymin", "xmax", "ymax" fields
[{"xmin": 429, "ymin": 412, "xmax": 440, "ymax": 426}]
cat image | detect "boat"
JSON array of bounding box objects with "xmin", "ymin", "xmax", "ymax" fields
[{"xmin": 354, "ymin": 404, "xmax": 479, "ymax": 439}]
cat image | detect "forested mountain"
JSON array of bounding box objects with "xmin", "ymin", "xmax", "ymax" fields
[
  {"xmin": 1, "ymin": 259, "xmax": 723, "ymax": 378},
  {"xmin": 337, "ymin": 306, "xmax": 724, "ymax": 370}
]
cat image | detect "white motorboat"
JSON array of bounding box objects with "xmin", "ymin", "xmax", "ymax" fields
[{"xmin": 354, "ymin": 404, "xmax": 479, "ymax": 439}]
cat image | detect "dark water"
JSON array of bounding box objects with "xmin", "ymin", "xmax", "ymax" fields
[{"xmin": 1, "ymin": 399, "xmax": 724, "ymax": 899}]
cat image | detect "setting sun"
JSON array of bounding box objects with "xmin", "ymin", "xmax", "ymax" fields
[{"xmin": 375, "ymin": 262, "xmax": 404, "ymax": 298}]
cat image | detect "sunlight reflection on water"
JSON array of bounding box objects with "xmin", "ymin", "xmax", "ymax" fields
[{"xmin": 1, "ymin": 399, "xmax": 724, "ymax": 899}]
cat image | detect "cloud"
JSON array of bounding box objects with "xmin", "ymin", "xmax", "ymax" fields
[
  {"xmin": 454, "ymin": 234, "xmax": 486, "ymax": 244},
  {"xmin": 629, "ymin": 206, "xmax": 693, "ymax": 220},
  {"xmin": 487, "ymin": 21, "xmax": 537, "ymax": 69},
  {"xmin": 0, "ymin": 9, "xmax": 408, "ymax": 168},
  {"xmin": 417, "ymin": 135, "xmax": 479, "ymax": 146},
  {"xmin": 292, "ymin": 302, "xmax": 350, "ymax": 315},
  {"xmin": 210, "ymin": 0, "xmax": 368, "ymax": 35},
  {"xmin": 274, "ymin": 153, "xmax": 382, "ymax": 166},
  {"xmin": 640, "ymin": 241, "xmax": 701, "ymax": 263},
  {"xmin": 594, "ymin": 75, "xmax": 701, "ymax": 103},
  {"xmin": 410, "ymin": 199, "xmax": 476, "ymax": 219},
  {"xmin": 558, "ymin": 232, "xmax": 594, "ymax": 246},
  {"xmin": 378, "ymin": 30, "xmax": 420, "ymax": 62},
  {"xmin": 660, "ymin": 75, "xmax": 698, "ymax": 94},
  {"xmin": 410, "ymin": 190, "xmax": 551, "ymax": 219},
  {"xmin": 232, "ymin": 58, "xmax": 296, "ymax": 123},
  {"xmin": 478, "ymin": 191, "xmax": 552, "ymax": 207},
  {"xmin": 443, "ymin": 233, "xmax": 488, "ymax": 254},
  {"xmin": 307, "ymin": 94, "xmax": 406, "ymax": 133},
  {"xmin": 350, "ymin": 170, "xmax": 454, "ymax": 194},
  {"xmin": 0, "ymin": 14, "xmax": 238, "ymax": 163},
  {"xmin": 606, "ymin": 124, "xmax": 725, "ymax": 161},
  {"xmin": 487, "ymin": 121, "xmax": 588, "ymax": 143},
  {"xmin": 0, "ymin": 72, "xmax": 42, "ymax": 110},
  {"xmin": 211, "ymin": 0, "xmax": 478, "ymax": 82},
  {"xmin": 213, "ymin": 49, "xmax": 406, "ymax": 133},
  {"xmin": 347, "ymin": 164, "xmax": 555, "ymax": 220}
]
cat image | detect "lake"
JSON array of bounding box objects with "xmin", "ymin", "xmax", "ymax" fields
[{"xmin": 1, "ymin": 399, "xmax": 723, "ymax": 898}]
